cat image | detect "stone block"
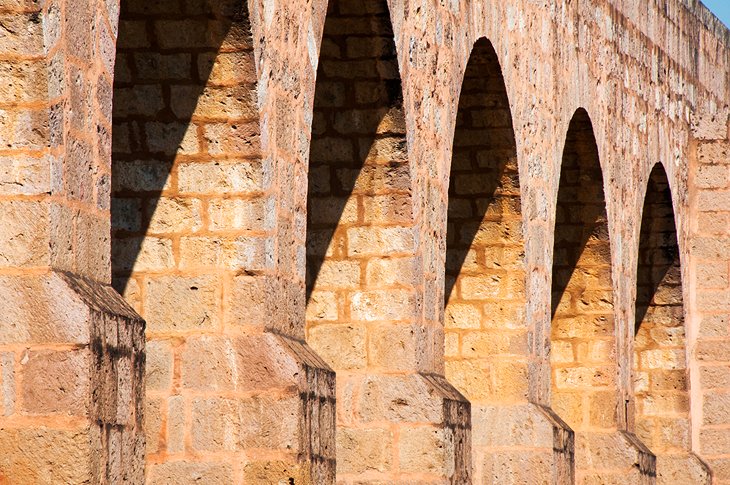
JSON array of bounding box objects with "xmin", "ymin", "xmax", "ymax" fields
[
  {"xmin": 350, "ymin": 289, "xmax": 415, "ymax": 321},
  {"xmin": 399, "ymin": 426, "xmax": 450, "ymax": 474},
  {"xmin": 178, "ymin": 160, "xmax": 265, "ymax": 194},
  {"xmin": 308, "ymin": 323, "xmax": 366, "ymax": 369},
  {"xmin": 346, "ymin": 226, "xmax": 414, "ymax": 256},
  {"xmin": 368, "ymin": 322, "xmax": 418, "ymax": 370},
  {"xmin": 146, "ymin": 196, "xmax": 203, "ymax": 233},
  {"xmin": 20, "ymin": 349, "xmax": 90, "ymax": 416},
  {"xmin": 337, "ymin": 427, "xmax": 393, "ymax": 474},
  {"xmin": 0, "ymin": 428, "xmax": 92, "ymax": 484},
  {"xmin": 0, "ymin": 200, "xmax": 49, "ymax": 268},
  {"xmin": 144, "ymin": 275, "xmax": 222, "ymax": 333},
  {"xmin": 147, "ymin": 462, "xmax": 234, "ymax": 485},
  {"xmin": 146, "ymin": 339, "xmax": 174, "ymax": 391}
]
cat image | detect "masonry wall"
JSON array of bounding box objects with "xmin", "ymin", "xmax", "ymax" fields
[
  {"xmin": 1, "ymin": 0, "xmax": 730, "ymax": 484},
  {"xmin": 111, "ymin": 0, "xmax": 335, "ymax": 482},
  {"xmin": 0, "ymin": 0, "xmax": 145, "ymax": 482},
  {"xmin": 690, "ymin": 115, "xmax": 730, "ymax": 484}
]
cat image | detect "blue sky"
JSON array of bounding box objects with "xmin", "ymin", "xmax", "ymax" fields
[{"xmin": 703, "ymin": 0, "xmax": 730, "ymax": 28}]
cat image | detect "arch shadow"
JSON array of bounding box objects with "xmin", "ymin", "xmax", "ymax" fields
[
  {"xmin": 444, "ymin": 37, "xmax": 522, "ymax": 305},
  {"xmin": 111, "ymin": 0, "xmax": 252, "ymax": 292},
  {"xmin": 550, "ymin": 108, "xmax": 617, "ymax": 432},
  {"xmin": 550, "ymin": 109, "xmax": 609, "ymax": 319},
  {"xmin": 305, "ymin": 0, "xmax": 407, "ymax": 301},
  {"xmin": 634, "ymin": 162, "xmax": 691, "ymax": 454}
]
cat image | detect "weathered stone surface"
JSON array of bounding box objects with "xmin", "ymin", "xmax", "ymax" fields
[{"xmin": 2, "ymin": 0, "xmax": 730, "ymax": 482}]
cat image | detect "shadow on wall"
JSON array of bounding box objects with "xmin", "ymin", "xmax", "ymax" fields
[
  {"xmin": 305, "ymin": 0, "xmax": 408, "ymax": 301},
  {"xmin": 111, "ymin": 0, "xmax": 249, "ymax": 293},
  {"xmin": 550, "ymin": 109, "xmax": 608, "ymax": 318},
  {"xmin": 635, "ymin": 164, "xmax": 680, "ymax": 331},
  {"xmin": 444, "ymin": 38, "xmax": 520, "ymax": 303}
]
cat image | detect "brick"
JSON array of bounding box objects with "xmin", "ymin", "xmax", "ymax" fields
[
  {"xmin": 145, "ymin": 275, "xmax": 222, "ymax": 333},
  {"xmin": 166, "ymin": 395, "xmax": 185, "ymax": 453},
  {"xmin": 0, "ymin": 201, "xmax": 49, "ymax": 268},
  {"xmin": 700, "ymin": 428, "xmax": 730, "ymax": 455},
  {"xmin": 697, "ymin": 191, "xmax": 730, "ymax": 212},
  {"xmin": 112, "ymin": 236, "xmax": 175, "ymax": 272},
  {"xmin": 0, "ymin": 428, "xmax": 92, "ymax": 483},
  {"xmin": 146, "ymin": 339, "xmax": 173, "ymax": 391},
  {"xmin": 305, "ymin": 290, "xmax": 339, "ymax": 321},
  {"xmin": 134, "ymin": 52, "xmax": 192, "ymax": 81},
  {"xmin": 154, "ymin": 20, "xmax": 208, "ymax": 49},
  {"xmin": 309, "ymin": 324, "xmax": 366, "ymax": 369},
  {"xmin": 207, "ymin": 197, "xmax": 268, "ymax": 232},
  {"xmin": 0, "ymin": 60, "xmax": 46, "ymax": 103},
  {"xmin": 147, "ymin": 462, "xmax": 234, "ymax": 485},
  {"xmin": 696, "ymin": 165, "xmax": 730, "ymax": 189},
  {"xmin": 178, "ymin": 160, "xmax": 265, "ymax": 194},
  {"xmin": 112, "ymin": 160, "xmax": 173, "ymax": 193},
  {"xmin": 350, "ymin": 289, "xmax": 415, "ymax": 321},
  {"xmin": 145, "ymin": 122, "xmax": 200, "ymax": 155},
  {"xmin": 700, "ymin": 365, "xmax": 730, "ymax": 389},
  {"xmin": 337, "ymin": 427, "xmax": 393, "ymax": 474},
  {"xmin": 364, "ymin": 257, "xmax": 415, "ymax": 286},
  {"xmin": 199, "ymin": 51, "xmax": 257, "ymax": 85},
  {"xmin": 368, "ymin": 323, "xmax": 417, "ymax": 370},
  {"xmin": 399, "ymin": 426, "xmax": 448, "ymax": 473},
  {"xmin": 347, "ymin": 226, "xmax": 414, "ymax": 256},
  {"xmin": 145, "ymin": 398, "xmax": 163, "ymax": 455},
  {"xmin": 445, "ymin": 302, "xmax": 481, "ymax": 329},
  {"xmin": 703, "ymin": 392, "xmax": 730, "ymax": 426},
  {"xmin": 147, "ymin": 197, "xmax": 203, "ymax": 233},
  {"xmin": 20, "ymin": 349, "xmax": 89, "ymax": 416},
  {"xmin": 697, "ymin": 141, "xmax": 730, "ymax": 165}
]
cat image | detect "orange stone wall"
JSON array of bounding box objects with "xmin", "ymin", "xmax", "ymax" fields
[
  {"xmin": 0, "ymin": 0, "xmax": 729, "ymax": 484},
  {"xmin": 110, "ymin": 0, "xmax": 335, "ymax": 482}
]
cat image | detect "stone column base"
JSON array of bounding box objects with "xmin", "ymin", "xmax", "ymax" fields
[
  {"xmin": 656, "ymin": 452, "xmax": 711, "ymax": 484},
  {"xmin": 335, "ymin": 372, "xmax": 471, "ymax": 483},
  {"xmin": 0, "ymin": 271, "xmax": 145, "ymax": 484},
  {"xmin": 471, "ymin": 403, "xmax": 574, "ymax": 484},
  {"xmin": 143, "ymin": 332, "xmax": 336, "ymax": 484},
  {"xmin": 232, "ymin": 333, "xmax": 336, "ymax": 484},
  {"xmin": 576, "ymin": 430, "xmax": 656, "ymax": 484}
]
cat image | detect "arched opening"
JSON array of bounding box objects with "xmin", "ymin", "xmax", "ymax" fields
[
  {"xmin": 550, "ymin": 110, "xmax": 617, "ymax": 436},
  {"xmin": 634, "ymin": 164, "xmax": 695, "ymax": 476},
  {"xmin": 111, "ymin": 0, "xmax": 271, "ymax": 479},
  {"xmin": 443, "ymin": 37, "xmax": 527, "ymax": 481},
  {"xmin": 305, "ymin": 0, "xmax": 421, "ymax": 479},
  {"xmin": 306, "ymin": 0, "xmax": 411, "ymax": 372}
]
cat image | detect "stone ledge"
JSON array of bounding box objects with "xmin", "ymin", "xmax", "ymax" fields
[
  {"xmin": 470, "ymin": 402, "xmax": 574, "ymax": 484},
  {"xmin": 656, "ymin": 452, "xmax": 712, "ymax": 484},
  {"xmin": 575, "ymin": 430, "xmax": 657, "ymax": 484},
  {"xmin": 0, "ymin": 270, "xmax": 146, "ymax": 484},
  {"xmin": 235, "ymin": 332, "xmax": 336, "ymax": 484},
  {"xmin": 336, "ymin": 372, "xmax": 471, "ymax": 483}
]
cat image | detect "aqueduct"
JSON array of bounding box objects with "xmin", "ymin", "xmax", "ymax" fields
[{"xmin": 0, "ymin": 0, "xmax": 729, "ymax": 483}]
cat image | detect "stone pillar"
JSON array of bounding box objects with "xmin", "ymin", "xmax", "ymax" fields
[
  {"xmin": 110, "ymin": 0, "xmax": 335, "ymax": 483},
  {"xmin": 0, "ymin": 0, "xmax": 145, "ymax": 483},
  {"xmin": 689, "ymin": 113, "xmax": 730, "ymax": 483},
  {"xmin": 304, "ymin": 0, "xmax": 470, "ymax": 482},
  {"xmin": 550, "ymin": 110, "xmax": 655, "ymax": 484},
  {"xmin": 440, "ymin": 37, "xmax": 573, "ymax": 484}
]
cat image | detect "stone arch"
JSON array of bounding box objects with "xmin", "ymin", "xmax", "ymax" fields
[
  {"xmin": 305, "ymin": 0, "xmax": 469, "ymax": 481},
  {"xmin": 443, "ymin": 36, "xmax": 528, "ymax": 482},
  {"xmin": 110, "ymin": 1, "xmax": 335, "ymax": 482},
  {"xmin": 112, "ymin": 0, "xmax": 259, "ymax": 298},
  {"xmin": 550, "ymin": 108, "xmax": 618, "ymax": 473},
  {"xmin": 305, "ymin": 0, "xmax": 412, "ymax": 376},
  {"xmin": 634, "ymin": 163, "xmax": 711, "ymax": 483}
]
